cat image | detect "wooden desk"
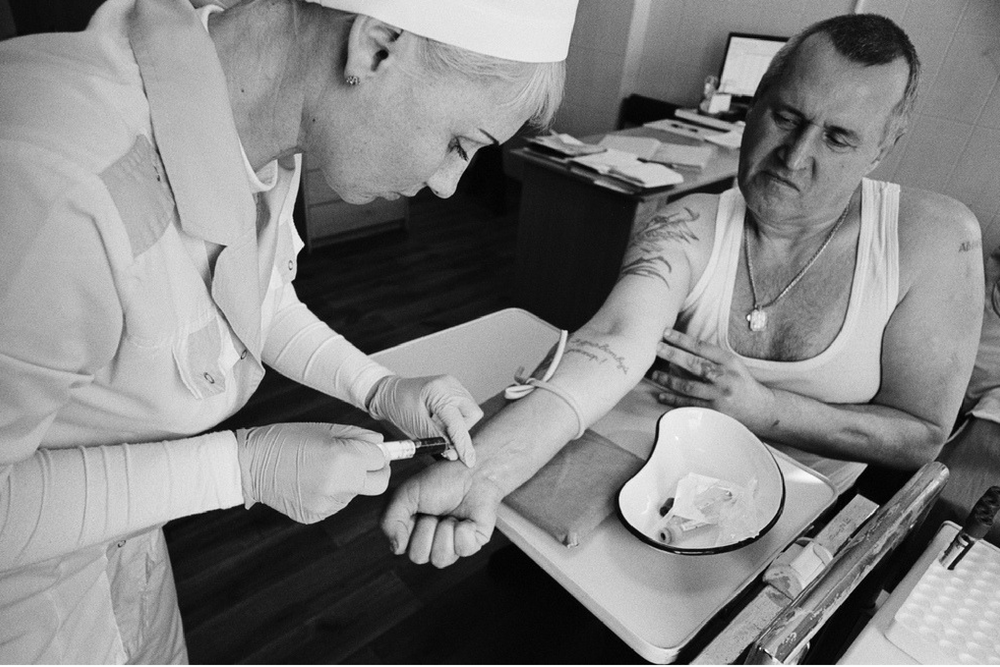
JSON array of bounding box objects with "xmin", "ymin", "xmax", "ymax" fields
[{"xmin": 511, "ymin": 126, "xmax": 739, "ymax": 331}]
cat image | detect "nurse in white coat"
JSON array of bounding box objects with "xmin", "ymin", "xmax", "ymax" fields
[{"xmin": 0, "ymin": 0, "xmax": 578, "ymax": 662}]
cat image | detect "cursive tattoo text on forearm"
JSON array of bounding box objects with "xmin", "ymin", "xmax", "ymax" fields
[{"xmin": 564, "ymin": 336, "xmax": 629, "ymax": 375}]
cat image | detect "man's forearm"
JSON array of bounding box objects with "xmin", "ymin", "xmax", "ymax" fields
[
  {"xmin": 469, "ymin": 388, "xmax": 581, "ymax": 497},
  {"xmin": 759, "ymin": 389, "xmax": 946, "ymax": 469},
  {"xmin": 470, "ymin": 329, "xmax": 655, "ymax": 497}
]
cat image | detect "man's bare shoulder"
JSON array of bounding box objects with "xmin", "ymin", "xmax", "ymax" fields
[
  {"xmin": 898, "ymin": 185, "xmax": 981, "ymax": 252},
  {"xmin": 663, "ymin": 192, "xmax": 721, "ymax": 231},
  {"xmin": 618, "ymin": 192, "xmax": 720, "ymax": 292},
  {"xmin": 897, "ymin": 185, "xmax": 983, "ymax": 285},
  {"xmin": 630, "ymin": 192, "xmax": 720, "ymax": 249}
]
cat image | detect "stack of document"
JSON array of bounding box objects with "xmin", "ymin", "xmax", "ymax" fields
[
  {"xmin": 643, "ymin": 118, "xmax": 721, "ymax": 141},
  {"xmin": 704, "ymin": 128, "xmax": 743, "ymax": 149},
  {"xmin": 526, "ymin": 132, "xmax": 607, "ymax": 158},
  {"xmin": 599, "ymin": 135, "xmax": 715, "ymax": 171},
  {"xmin": 571, "ymin": 148, "xmax": 684, "ymax": 189}
]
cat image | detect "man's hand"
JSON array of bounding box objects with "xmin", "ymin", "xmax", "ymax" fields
[
  {"xmin": 652, "ymin": 329, "xmax": 777, "ymax": 431},
  {"xmin": 380, "ymin": 460, "xmax": 505, "ymax": 568},
  {"xmin": 367, "ymin": 374, "xmax": 484, "ymax": 467}
]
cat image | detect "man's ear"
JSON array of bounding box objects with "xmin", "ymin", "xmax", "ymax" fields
[
  {"xmin": 868, "ymin": 128, "xmax": 904, "ymax": 175},
  {"xmin": 344, "ymin": 15, "xmax": 407, "ymax": 84}
]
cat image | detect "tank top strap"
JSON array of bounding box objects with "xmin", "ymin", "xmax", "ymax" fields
[
  {"xmin": 682, "ymin": 187, "xmax": 744, "ymax": 313},
  {"xmin": 860, "ymin": 177, "xmax": 901, "ymax": 311}
]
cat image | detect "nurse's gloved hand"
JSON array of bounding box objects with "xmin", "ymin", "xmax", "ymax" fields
[
  {"xmin": 236, "ymin": 423, "xmax": 389, "ymax": 524},
  {"xmin": 366, "ymin": 374, "xmax": 483, "ymax": 468}
]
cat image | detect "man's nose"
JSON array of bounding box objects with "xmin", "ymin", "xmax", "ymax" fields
[{"xmin": 779, "ymin": 126, "xmax": 820, "ymax": 170}]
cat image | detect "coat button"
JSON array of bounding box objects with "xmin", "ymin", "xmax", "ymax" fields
[
  {"xmin": 287, "ymin": 260, "xmax": 294, "ymax": 271},
  {"xmin": 117, "ymin": 540, "xmax": 126, "ymax": 548},
  {"xmin": 204, "ymin": 372, "xmax": 215, "ymax": 384},
  {"xmin": 240, "ymin": 349, "xmax": 248, "ymax": 360}
]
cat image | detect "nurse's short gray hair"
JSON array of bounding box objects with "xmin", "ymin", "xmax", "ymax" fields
[{"xmin": 414, "ymin": 38, "xmax": 566, "ymax": 132}]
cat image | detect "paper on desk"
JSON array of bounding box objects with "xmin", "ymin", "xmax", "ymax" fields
[
  {"xmin": 704, "ymin": 128, "xmax": 743, "ymax": 149},
  {"xmin": 528, "ymin": 132, "xmax": 606, "ymax": 157},
  {"xmin": 572, "ymin": 148, "xmax": 641, "ymax": 172},
  {"xmin": 598, "ymin": 135, "xmax": 661, "ymax": 160},
  {"xmin": 572, "ymin": 149, "xmax": 683, "ymax": 188},
  {"xmin": 609, "ymin": 162, "xmax": 684, "ymax": 188},
  {"xmin": 598, "ymin": 136, "xmax": 714, "ymax": 171},
  {"xmin": 642, "ymin": 118, "xmax": 724, "ymax": 142},
  {"xmin": 552, "ymin": 132, "xmax": 583, "ymax": 145},
  {"xmin": 649, "ymin": 143, "xmax": 714, "ymax": 170}
]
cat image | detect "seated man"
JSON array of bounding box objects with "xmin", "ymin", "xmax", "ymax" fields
[{"xmin": 381, "ymin": 14, "xmax": 984, "ymax": 567}]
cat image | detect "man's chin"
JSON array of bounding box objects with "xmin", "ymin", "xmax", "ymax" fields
[
  {"xmin": 744, "ymin": 187, "xmax": 798, "ymax": 221},
  {"xmin": 748, "ymin": 176, "xmax": 802, "ymax": 203}
]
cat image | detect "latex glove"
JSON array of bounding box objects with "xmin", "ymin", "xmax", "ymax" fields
[
  {"xmin": 380, "ymin": 459, "xmax": 504, "ymax": 568},
  {"xmin": 367, "ymin": 374, "xmax": 483, "ymax": 467},
  {"xmin": 236, "ymin": 423, "xmax": 389, "ymax": 524},
  {"xmin": 652, "ymin": 328, "xmax": 777, "ymax": 432}
]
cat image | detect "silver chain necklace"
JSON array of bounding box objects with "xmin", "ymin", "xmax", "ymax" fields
[{"xmin": 744, "ymin": 203, "xmax": 850, "ymax": 333}]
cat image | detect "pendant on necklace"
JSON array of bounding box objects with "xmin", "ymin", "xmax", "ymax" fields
[{"xmin": 747, "ymin": 308, "xmax": 767, "ymax": 332}]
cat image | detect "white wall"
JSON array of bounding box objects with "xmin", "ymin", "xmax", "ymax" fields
[
  {"xmin": 555, "ymin": 0, "xmax": 646, "ymax": 137},
  {"xmin": 555, "ymin": 0, "xmax": 1000, "ymax": 256},
  {"xmin": 635, "ymin": 0, "xmax": 853, "ymax": 108},
  {"xmin": 864, "ymin": 0, "xmax": 1000, "ymax": 256}
]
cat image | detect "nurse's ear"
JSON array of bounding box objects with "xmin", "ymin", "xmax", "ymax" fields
[{"xmin": 344, "ymin": 15, "xmax": 415, "ymax": 85}]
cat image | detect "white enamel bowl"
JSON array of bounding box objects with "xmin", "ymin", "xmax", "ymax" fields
[{"xmin": 616, "ymin": 407, "xmax": 785, "ymax": 555}]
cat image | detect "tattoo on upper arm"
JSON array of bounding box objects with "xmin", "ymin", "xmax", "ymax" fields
[
  {"xmin": 618, "ymin": 207, "xmax": 700, "ymax": 287},
  {"xmin": 959, "ymin": 239, "xmax": 981, "ymax": 253},
  {"xmin": 564, "ymin": 336, "xmax": 629, "ymax": 375}
]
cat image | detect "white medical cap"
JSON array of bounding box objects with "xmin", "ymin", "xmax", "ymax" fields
[{"xmin": 302, "ymin": 0, "xmax": 579, "ymax": 63}]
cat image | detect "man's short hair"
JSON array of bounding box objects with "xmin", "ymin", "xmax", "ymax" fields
[{"xmin": 754, "ymin": 13, "xmax": 921, "ymax": 143}]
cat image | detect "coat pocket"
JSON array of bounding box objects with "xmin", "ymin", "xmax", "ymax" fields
[{"xmin": 171, "ymin": 316, "xmax": 228, "ymax": 399}]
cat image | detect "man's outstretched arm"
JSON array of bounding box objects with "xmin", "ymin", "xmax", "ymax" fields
[{"xmin": 380, "ymin": 198, "xmax": 717, "ymax": 567}]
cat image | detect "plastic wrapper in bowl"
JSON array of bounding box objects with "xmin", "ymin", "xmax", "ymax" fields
[{"xmin": 650, "ymin": 472, "xmax": 762, "ymax": 548}]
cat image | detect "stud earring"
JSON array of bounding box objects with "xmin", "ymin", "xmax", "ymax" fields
[{"xmin": 345, "ymin": 75, "xmax": 360, "ymax": 86}]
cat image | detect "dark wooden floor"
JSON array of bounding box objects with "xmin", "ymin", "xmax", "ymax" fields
[{"xmin": 163, "ymin": 182, "xmax": 644, "ymax": 664}]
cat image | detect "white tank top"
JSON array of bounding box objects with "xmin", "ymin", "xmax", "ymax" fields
[{"xmin": 676, "ymin": 178, "xmax": 900, "ymax": 405}]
